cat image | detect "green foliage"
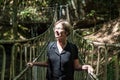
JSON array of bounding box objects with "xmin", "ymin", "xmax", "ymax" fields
[
  {"xmin": 0, "ymin": 0, "xmax": 3, "ymax": 5},
  {"xmin": 107, "ymin": 59, "xmax": 115, "ymax": 80},
  {"xmin": 3, "ymin": 29, "xmax": 13, "ymax": 40},
  {"xmin": 18, "ymin": 7, "xmax": 49, "ymax": 22},
  {"xmin": 87, "ymin": 10, "xmax": 96, "ymax": 17}
]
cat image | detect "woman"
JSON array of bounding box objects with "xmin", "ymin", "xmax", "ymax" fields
[{"xmin": 27, "ymin": 19, "xmax": 94, "ymax": 80}]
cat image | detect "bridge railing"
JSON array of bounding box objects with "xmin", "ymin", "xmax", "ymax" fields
[
  {"xmin": 1, "ymin": 28, "xmax": 120, "ymax": 80},
  {"xmin": 0, "ymin": 19, "xmax": 55, "ymax": 80},
  {"xmin": 72, "ymin": 30, "xmax": 120, "ymax": 80}
]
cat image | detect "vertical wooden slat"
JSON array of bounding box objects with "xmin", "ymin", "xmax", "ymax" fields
[
  {"xmin": 96, "ymin": 46, "xmax": 101, "ymax": 76},
  {"xmin": 115, "ymin": 51, "xmax": 119, "ymax": 80},
  {"xmin": 104, "ymin": 46, "xmax": 108, "ymax": 80},
  {"xmin": 0, "ymin": 45, "xmax": 6, "ymax": 80}
]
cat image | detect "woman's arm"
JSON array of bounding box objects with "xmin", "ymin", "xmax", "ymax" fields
[
  {"xmin": 74, "ymin": 59, "xmax": 94, "ymax": 73},
  {"xmin": 27, "ymin": 61, "xmax": 48, "ymax": 67},
  {"xmin": 74, "ymin": 59, "xmax": 82, "ymax": 71}
]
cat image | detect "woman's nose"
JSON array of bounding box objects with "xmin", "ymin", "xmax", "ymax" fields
[
  {"xmin": 56, "ymin": 31, "xmax": 59, "ymax": 36},
  {"xmin": 56, "ymin": 30, "xmax": 63, "ymax": 36}
]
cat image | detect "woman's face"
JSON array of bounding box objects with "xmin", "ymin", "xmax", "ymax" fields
[{"xmin": 54, "ymin": 23, "xmax": 67, "ymax": 41}]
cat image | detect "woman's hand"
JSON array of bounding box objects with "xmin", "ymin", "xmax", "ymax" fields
[
  {"xmin": 82, "ymin": 65, "xmax": 94, "ymax": 74},
  {"xmin": 27, "ymin": 62, "xmax": 34, "ymax": 67}
]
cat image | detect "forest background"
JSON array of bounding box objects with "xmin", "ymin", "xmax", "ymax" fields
[{"xmin": 0, "ymin": 0, "xmax": 120, "ymax": 43}]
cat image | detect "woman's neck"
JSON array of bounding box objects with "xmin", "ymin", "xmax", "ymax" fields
[{"xmin": 57, "ymin": 40, "xmax": 67, "ymax": 49}]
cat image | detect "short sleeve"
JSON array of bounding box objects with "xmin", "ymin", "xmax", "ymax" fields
[
  {"xmin": 73, "ymin": 44, "xmax": 78, "ymax": 59},
  {"xmin": 46, "ymin": 41, "xmax": 55, "ymax": 57},
  {"xmin": 69, "ymin": 43, "xmax": 78, "ymax": 59}
]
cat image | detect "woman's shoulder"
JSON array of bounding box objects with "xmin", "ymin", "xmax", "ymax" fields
[
  {"xmin": 47, "ymin": 41, "xmax": 56, "ymax": 49},
  {"xmin": 68, "ymin": 41, "xmax": 76, "ymax": 47}
]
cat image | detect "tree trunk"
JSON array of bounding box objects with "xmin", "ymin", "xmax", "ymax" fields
[
  {"xmin": 71, "ymin": 0, "xmax": 79, "ymax": 19},
  {"xmin": 12, "ymin": 0, "xmax": 18, "ymax": 39}
]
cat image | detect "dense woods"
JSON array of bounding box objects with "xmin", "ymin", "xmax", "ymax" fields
[{"xmin": 0, "ymin": 0, "xmax": 119, "ymax": 40}]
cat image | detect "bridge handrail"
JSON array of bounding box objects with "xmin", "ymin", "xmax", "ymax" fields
[
  {"xmin": 13, "ymin": 40, "xmax": 49, "ymax": 80},
  {"xmin": 74, "ymin": 30, "xmax": 120, "ymax": 47},
  {"xmin": 73, "ymin": 30, "xmax": 120, "ymax": 80},
  {"xmin": 0, "ymin": 22, "xmax": 53, "ymax": 44}
]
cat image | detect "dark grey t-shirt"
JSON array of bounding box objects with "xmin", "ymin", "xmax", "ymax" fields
[{"xmin": 46, "ymin": 41, "xmax": 78, "ymax": 80}]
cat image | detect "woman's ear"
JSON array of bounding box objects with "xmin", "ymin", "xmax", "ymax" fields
[{"xmin": 65, "ymin": 32, "xmax": 69, "ymax": 36}]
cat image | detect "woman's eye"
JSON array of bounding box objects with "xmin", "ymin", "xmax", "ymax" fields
[{"xmin": 55, "ymin": 27, "xmax": 64, "ymax": 30}]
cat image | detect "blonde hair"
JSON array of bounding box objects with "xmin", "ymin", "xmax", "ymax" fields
[{"xmin": 54, "ymin": 19, "xmax": 72, "ymax": 36}]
